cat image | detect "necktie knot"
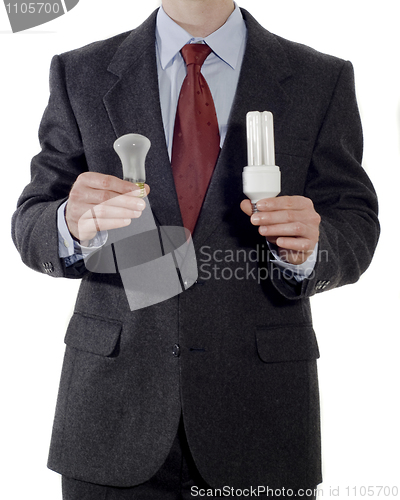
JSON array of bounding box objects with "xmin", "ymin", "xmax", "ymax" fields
[{"xmin": 181, "ymin": 43, "xmax": 212, "ymax": 68}]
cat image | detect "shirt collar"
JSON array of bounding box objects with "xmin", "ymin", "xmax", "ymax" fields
[{"xmin": 156, "ymin": 2, "xmax": 246, "ymax": 70}]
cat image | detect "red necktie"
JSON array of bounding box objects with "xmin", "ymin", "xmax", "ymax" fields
[{"xmin": 171, "ymin": 44, "xmax": 220, "ymax": 235}]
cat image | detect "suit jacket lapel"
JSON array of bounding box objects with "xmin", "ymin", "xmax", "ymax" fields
[
  {"xmin": 193, "ymin": 9, "xmax": 293, "ymax": 247},
  {"xmin": 103, "ymin": 10, "xmax": 183, "ymax": 229}
]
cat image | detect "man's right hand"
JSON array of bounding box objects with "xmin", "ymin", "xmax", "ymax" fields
[{"xmin": 65, "ymin": 172, "xmax": 150, "ymax": 245}]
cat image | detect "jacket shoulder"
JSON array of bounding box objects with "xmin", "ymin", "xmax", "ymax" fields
[
  {"xmin": 273, "ymin": 33, "xmax": 347, "ymax": 73},
  {"xmin": 58, "ymin": 31, "xmax": 132, "ymax": 70},
  {"xmin": 241, "ymin": 8, "xmax": 348, "ymax": 82}
]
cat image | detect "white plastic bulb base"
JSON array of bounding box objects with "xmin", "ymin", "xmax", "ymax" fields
[{"xmin": 243, "ymin": 165, "xmax": 281, "ymax": 213}]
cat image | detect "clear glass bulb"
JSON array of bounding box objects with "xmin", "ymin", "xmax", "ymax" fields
[{"xmin": 113, "ymin": 134, "xmax": 151, "ymax": 188}]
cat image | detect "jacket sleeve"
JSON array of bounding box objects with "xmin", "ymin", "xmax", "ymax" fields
[
  {"xmin": 11, "ymin": 55, "xmax": 89, "ymax": 278},
  {"xmin": 268, "ymin": 61, "xmax": 380, "ymax": 299}
]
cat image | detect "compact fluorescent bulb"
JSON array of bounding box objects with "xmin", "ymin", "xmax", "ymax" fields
[{"xmin": 243, "ymin": 111, "xmax": 280, "ymax": 212}]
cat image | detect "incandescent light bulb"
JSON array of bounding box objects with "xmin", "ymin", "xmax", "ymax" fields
[{"xmin": 113, "ymin": 133, "xmax": 151, "ymax": 190}]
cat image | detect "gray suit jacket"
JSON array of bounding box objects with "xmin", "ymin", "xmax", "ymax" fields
[{"xmin": 12, "ymin": 8, "xmax": 379, "ymax": 491}]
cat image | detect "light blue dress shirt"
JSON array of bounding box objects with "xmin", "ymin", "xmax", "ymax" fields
[{"xmin": 58, "ymin": 3, "xmax": 316, "ymax": 279}]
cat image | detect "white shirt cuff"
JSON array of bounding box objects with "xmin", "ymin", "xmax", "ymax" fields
[
  {"xmin": 57, "ymin": 200, "xmax": 108, "ymax": 260},
  {"xmin": 268, "ymin": 242, "xmax": 318, "ymax": 282}
]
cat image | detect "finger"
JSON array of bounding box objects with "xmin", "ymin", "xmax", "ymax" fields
[
  {"xmin": 274, "ymin": 236, "xmax": 315, "ymax": 255},
  {"xmin": 258, "ymin": 221, "xmax": 313, "ymax": 238},
  {"xmin": 72, "ymin": 175, "xmax": 149, "ymax": 207},
  {"xmin": 256, "ymin": 196, "xmax": 313, "ymax": 212},
  {"xmin": 251, "ymin": 209, "xmax": 305, "ymax": 227},
  {"xmin": 78, "ymin": 217, "xmax": 132, "ymax": 239},
  {"xmin": 78, "ymin": 193, "xmax": 147, "ymax": 217},
  {"xmin": 91, "ymin": 204, "xmax": 144, "ymax": 221},
  {"xmin": 240, "ymin": 199, "xmax": 253, "ymax": 216},
  {"xmin": 95, "ymin": 192, "xmax": 147, "ymax": 211},
  {"xmin": 77, "ymin": 172, "xmax": 141, "ymax": 195},
  {"xmin": 264, "ymin": 235, "xmax": 314, "ymax": 256},
  {"xmin": 276, "ymin": 246, "xmax": 313, "ymax": 265},
  {"xmin": 80, "ymin": 204, "xmax": 144, "ymax": 222},
  {"xmin": 129, "ymin": 183, "xmax": 150, "ymax": 198}
]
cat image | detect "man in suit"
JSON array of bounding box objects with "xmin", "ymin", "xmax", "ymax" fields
[{"xmin": 12, "ymin": 0, "xmax": 379, "ymax": 498}]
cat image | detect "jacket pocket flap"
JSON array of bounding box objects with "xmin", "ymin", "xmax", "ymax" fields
[
  {"xmin": 256, "ymin": 325, "xmax": 320, "ymax": 363},
  {"xmin": 64, "ymin": 312, "xmax": 122, "ymax": 356}
]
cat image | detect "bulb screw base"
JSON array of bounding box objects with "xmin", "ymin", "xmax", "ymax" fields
[
  {"xmin": 124, "ymin": 179, "xmax": 146, "ymax": 198},
  {"xmin": 251, "ymin": 202, "xmax": 259, "ymax": 214}
]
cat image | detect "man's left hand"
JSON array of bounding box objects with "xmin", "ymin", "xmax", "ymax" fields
[{"xmin": 240, "ymin": 196, "xmax": 321, "ymax": 265}]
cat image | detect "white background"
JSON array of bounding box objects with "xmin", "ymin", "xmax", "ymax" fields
[{"xmin": 1, "ymin": 1, "xmax": 399, "ymax": 498}]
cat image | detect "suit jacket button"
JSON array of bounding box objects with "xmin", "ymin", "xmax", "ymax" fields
[{"xmin": 172, "ymin": 344, "xmax": 180, "ymax": 357}]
